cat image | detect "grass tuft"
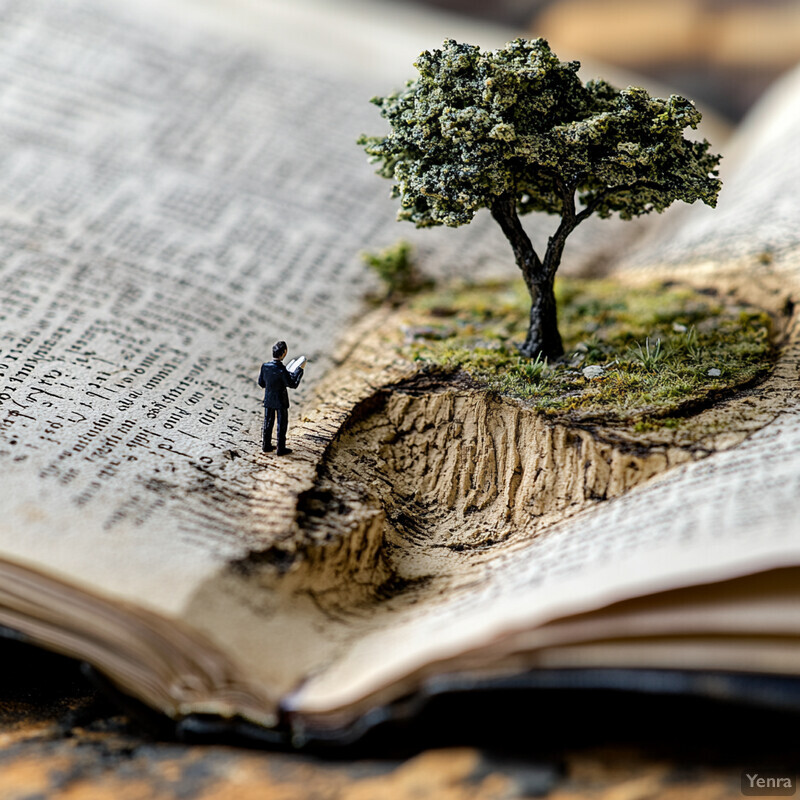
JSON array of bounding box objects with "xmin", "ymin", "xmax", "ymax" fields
[{"xmin": 630, "ymin": 337, "xmax": 664, "ymax": 370}]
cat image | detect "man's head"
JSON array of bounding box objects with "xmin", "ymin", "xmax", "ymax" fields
[{"xmin": 273, "ymin": 340, "xmax": 288, "ymax": 361}]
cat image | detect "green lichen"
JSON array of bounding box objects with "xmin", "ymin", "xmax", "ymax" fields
[{"xmin": 404, "ymin": 277, "xmax": 774, "ymax": 426}]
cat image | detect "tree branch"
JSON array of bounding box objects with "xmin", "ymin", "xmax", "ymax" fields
[
  {"xmin": 490, "ymin": 194, "xmax": 543, "ymax": 290},
  {"xmin": 574, "ymin": 180, "xmax": 664, "ymax": 226},
  {"xmin": 542, "ymin": 177, "xmax": 578, "ymax": 280}
]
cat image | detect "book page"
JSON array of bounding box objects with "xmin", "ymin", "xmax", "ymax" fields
[
  {"xmin": 290, "ymin": 407, "xmax": 800, "ymax": 713},
  {"xmin": 0, "ymin": 0, "xmax": 763, "ymax": 729},
  {"xmin": 0, "ymin": 0, "xmax": 516, "ymax": 614},
  {"xmin": 0, "ymin": 0, "xmax": 701, "ymax": 616}
]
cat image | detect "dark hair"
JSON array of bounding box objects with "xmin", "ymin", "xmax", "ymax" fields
[{"xmin": 273, "ymin": 340, "xmax": 287, "ymax": 359}]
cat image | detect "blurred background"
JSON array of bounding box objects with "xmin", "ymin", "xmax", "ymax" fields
[{"xmin": 387, "ymin": 0, "xmax": 800, "ymax": 121}]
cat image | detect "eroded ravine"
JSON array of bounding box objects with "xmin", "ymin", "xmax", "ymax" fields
[
  {"xmin": 275, "ymin": 296, "xmax": 797, "ymax": 626},
  {"xmin": 287, "ymin": 377, "xmax": 705, "ymax": 617}
]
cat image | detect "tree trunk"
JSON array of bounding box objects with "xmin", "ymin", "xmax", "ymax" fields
[
  {"xmin": 520, "ymin": 278, "xmax": 564, "ymax": 359},
  {"xmin": 490, "ymin": 195, "xmax": 566, "ymax": 360}
]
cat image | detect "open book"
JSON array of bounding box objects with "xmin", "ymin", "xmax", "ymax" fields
[
  {"xmin": 285, "ymin": 357, "xmax": 307, "ymax": 374},
  {"xmin": 2, "ymin": 0, "xmax": 799, "ymax": 746}
]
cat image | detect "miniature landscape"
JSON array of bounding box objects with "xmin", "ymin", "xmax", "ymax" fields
[
  {"xmin": 358, "ymin": 38, "xmax": 722, "ymax": 361},
  {"xmin": 207, "ymin": 268, "xmax": 794, "ymax": 712},
  {"xmin": 4, "ymin": 4, "xmax": 800, "ymax": 793},
  {"xmin": 403, "ymin": 274, "xmax": 775, "ymax": 430},
  {"xmin": 259, "ymin": 266, "xmax": 790, "ymax": 595}
]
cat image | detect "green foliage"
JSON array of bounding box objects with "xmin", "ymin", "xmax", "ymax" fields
[
  {"xmin": 630, "ymin": 337, "xmax": 664, "ymax": 369},
  {"xmin": 522, "ymin": 352, "xmax": 549, "ymax": 382},
  {"xmin": 361, "ymin": 240, "xmax": 422, "ymax": 298},
  {"xmin": 405, "ymin": 278, "xmax": 774, "ymax": 424},
  {"xmin": 358, "ymin": 38, "xmax": 721, "ymax": 230}
]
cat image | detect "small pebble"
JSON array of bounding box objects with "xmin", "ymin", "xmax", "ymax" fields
[
  {"xmin": 707, "ymin": 367, "xmax": 721, "ymax": 377},
  {"xmin": 673, "ymin": 323, "xmax": 688, "ymax": 333},
  {"xmin": 582, "ymin": 365, "xmax": 604, "ymax": 379}
]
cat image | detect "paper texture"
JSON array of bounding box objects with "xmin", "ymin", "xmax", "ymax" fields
[
  {"xmin": 0, "ymin": 0, "xmax": 515, "ymax": 613},
  {"xmin": 619, "ymin": 63, "xmax": 800, "ymax": 274}
]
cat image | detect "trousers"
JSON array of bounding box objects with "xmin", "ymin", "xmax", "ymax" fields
[{"xmin": 262, "ymin": 407, "xmax": 288, "ymax": 451}]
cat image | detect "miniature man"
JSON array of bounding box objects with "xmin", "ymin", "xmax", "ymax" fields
[{"xmin": 258, "ymin": 340, "xmax": 305, "ymax": 455}]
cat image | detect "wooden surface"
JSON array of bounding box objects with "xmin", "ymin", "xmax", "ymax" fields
[{"xmin": 2, "ymin": 641, "xmax": 794, "ymax": 799}]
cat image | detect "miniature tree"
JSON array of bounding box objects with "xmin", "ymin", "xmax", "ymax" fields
[{"xmin": 358, "ymin": 38, "xmax": 721, "ymax": 359}]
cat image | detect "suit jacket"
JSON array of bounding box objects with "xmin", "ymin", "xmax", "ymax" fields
[{"xmin": 258, "ymin": 360, "xmax": 303, "ymax": 409}]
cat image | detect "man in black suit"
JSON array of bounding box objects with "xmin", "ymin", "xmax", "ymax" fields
[{"xmin": 258, "ymin": 340, "xmax": 304, "ymax": 455}]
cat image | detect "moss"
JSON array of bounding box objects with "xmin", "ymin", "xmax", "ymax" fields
[
  {"xmin": 361, "ymin": 240, "xmax": 432, "ymax": 301},
  {"xmin": 403, "ymin": 277, "xmax": 775, "ymax": 427}
]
